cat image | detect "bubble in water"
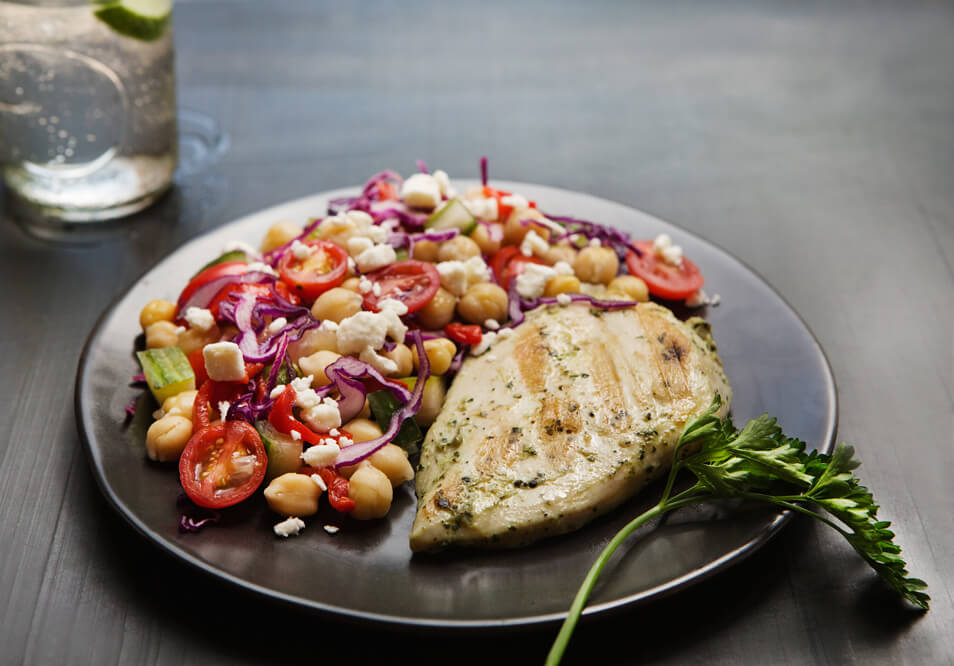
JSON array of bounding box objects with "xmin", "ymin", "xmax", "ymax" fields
[
  {"xmin": 46, "ymin": 125, "xmax": 55, "ymax": 133},
  {"xmin": 57, "ymin": 129, "xmax": 67, "ymax": 138},
  {"xmin": 38, "ymin": 117, "xmax": 47, "ymax": 126},
  {"xmin": 50, "ymin": 115, "xmax": 59, "ymax": 124},
  {"xmin": 15, "ymin": 87, "xmax": 23, "ymax": 96},
  {"xmin": 86, "ymin": 134, "xmax": 96, "ymax": 142},
  {"xmin": 65, "ymin": 148, "xmax": 74, "ymax": 157}
]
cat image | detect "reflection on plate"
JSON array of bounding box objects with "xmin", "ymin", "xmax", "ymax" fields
[{"xmin": 75, "ymin": 183, "xmax": 836, "ymax": 628}]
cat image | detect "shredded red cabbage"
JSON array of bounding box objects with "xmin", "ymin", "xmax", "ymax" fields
[
  {"xmin": 318, "ymin": 355, "xmax": 414, "ymax": 425},
  {"xmin": 416, "ymin": 159, "xmax": 429, "ymax": 174},
  {"xmin": 546, "ymin": 214, "xmax": 644, "ymax": 261},
  {"xmin": 130, "ymin": 373, "xmax": 146, "ymax": 384},
  {"xmin": 448, "ymin": 344, "xmax": 467, "ymax": 374},
  {"xmin": 178, "ymin": 512, "xmax": 221, "ymax": 533},
  {"xmin": 333, "ymin": 330, "xmax": 430, "ymax": 469},
  {"xmin": 177, "ymin": 270, "xmax": 278, "ymax": 314},
  {"xmin": 124, "ymin": 397, "xmax": 136, "ymax": 420},
  {"xmin": 480, "ymin": 156, "xmax": 488, "ymax": 186}
]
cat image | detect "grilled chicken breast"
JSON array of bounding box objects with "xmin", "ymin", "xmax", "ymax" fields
[{"xmin": 410, "ymin": 301, "xmax": 731, "ymax": 551}]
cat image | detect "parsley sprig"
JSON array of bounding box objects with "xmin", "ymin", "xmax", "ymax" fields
[{"xmin": 546, "ymin": 396, "xmax": 929, "ymax": 665}]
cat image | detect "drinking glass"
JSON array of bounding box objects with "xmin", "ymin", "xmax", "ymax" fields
[{"xmin": 0, "ymin": 0, "xmax": 176, "ymax": 222}]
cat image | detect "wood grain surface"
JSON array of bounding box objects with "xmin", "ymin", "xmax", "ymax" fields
[{"xmin": 1, "ymin": 1, "xmax": 952, "ymax": 664}]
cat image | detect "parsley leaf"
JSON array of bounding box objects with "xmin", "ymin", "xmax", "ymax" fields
[{"xmin": 546, "ymin": 397, "xmax": 929, "ymax": 665}]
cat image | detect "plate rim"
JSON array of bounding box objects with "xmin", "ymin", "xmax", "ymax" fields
[{"xmin": 74, "ymin": 181, "xmax": 838, "ymax": 629}]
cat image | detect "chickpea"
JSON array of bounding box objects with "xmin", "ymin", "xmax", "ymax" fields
[
  {"xmin": 218, "ymin": 324, "xmax": 239, "ymax": 341},
  {"xmin": 457, "ymin": 282, "xmax": 508, "ymax": 325},
  {"xmin": 263, "ymin": 473, "xmax": 322, "ymax": 517},
  {"xmin": 544, "ymin": 274, "xmax": 582, "ymax": 297},
  {"xmin": 311, "ymin": 287, "xmax": 362, "ymax": 323},
  {"xmin": 574, "ymin": 246, "xmax": 619, "ymax": 285},
  {"xmin": 607, "ymin": 275, "xmax": 649, "ymax": 302},
  {"xmin": 299, "ymin": 350, "xmax": 341, "ymax": 386},
  {"xmin": 177, "ymin": 324, "xmax": 221, "ymax": 356},
  {"xmin": 437, "ymin": 235, "xmax": 481, "ymax": 262},
  {"xmin": 503, "ymin": 208, "xmax": 550, "ymax": 245},
  {"xmin": 358, "ymin": 399, "xmax": 371, "ymax": 420},
  {"xmin": 340, "ymin": 276, "xmax": 361, "ymax": 293},
  {"xmin": 145, "ymin": 321, "xmax": 179, "ymax": 349},
  {"xmin": 145, "ymin": 415, "xmax": 193, "ymax": 462},
  {"xmin": 369, "ymin": 444, "xmax": 415, "ymax": 488},
  {"xmin": 469, "ymin": 223, "xmax": 502, "ymax": 255},
  {"xmin": 287, "ymin": 326, "xmax": 338, "ymax": 361},
  {"xmin": 343, "ymin": 418, "xmax": 383, "ymax": 443},
  {"xmin": 161, "ymin": 389, "xmax": 198, "ymax": 420},
  {"xmin": 412, "ymin": 338, "xmax": 457, "ymax": 376},
  {"xmin": 414, "ymin": 377, "xmax": 446, "ymax": 428},
  {"xmin": 382, "ymin": 343, "xmax": 413, "ymax": 377},
  {"xmin": 260, "ymin": 220, "xmax": 303, "ymax": 253},
  {"xmin": 348, "ymin": 463, "xmax": 393, "ymax": 520},
  {"xmin": 412, "ymin": 239, "xmax": 439, "ymax": 262},
  {"xmin": 545, "ymin": 243, "xmax": 578, "ymax": 267},
  {"xmin": 139, "ymin": 299, "xmax": 176, "ymax": 330},
  {"xmin": 416, "ymin": 287, "xmax": 457, "ymax": 330}
]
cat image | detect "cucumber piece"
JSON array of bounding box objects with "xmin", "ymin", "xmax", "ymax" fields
[
  {"xmin": 367, "ymin": 389, "xmax": 424, "ymax": 455},
  {"xmin": 136, "ymin": 347, "xmax": 195, "ymax": 405},
  {"xmin": 394, "ymin": 247, "xmax": 410, "ymax": 262},
  {"xmin": 254, "ymin": 420, "xmax": 304, "ymax": 481},
  {"xmin": 191, "ymin": 249, "xmax": 249, "ymax": 279},
  {"xmin": 425, "ymin": 198, "xmax": 477, "ymax": 235}
]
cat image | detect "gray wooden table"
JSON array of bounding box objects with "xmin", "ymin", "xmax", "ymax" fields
[{"xmin": 2, "ymin": 1, "xmax": 952, "ymax": 664}]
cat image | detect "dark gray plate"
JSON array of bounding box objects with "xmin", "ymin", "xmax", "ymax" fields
[{"xmin": 75, "ymin": 182, "xmax": 837, "ymax": 628}]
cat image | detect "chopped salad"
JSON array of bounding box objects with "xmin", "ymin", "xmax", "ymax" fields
[{"xmin": 134, "ymin": 158, "xmax": 711, "ymax": 538}]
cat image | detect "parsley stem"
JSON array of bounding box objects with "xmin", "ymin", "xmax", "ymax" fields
[
  {"xmin": 739, "ymin": 493, "xmax": 848, "ymax": 536},
  {"xmin": 545, "ymin": 495, "xmax": 702, "ymax": 666}
]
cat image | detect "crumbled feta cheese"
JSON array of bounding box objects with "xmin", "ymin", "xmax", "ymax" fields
[
  {"xmin": 497, "ymin": 327, "xmax": 513, "ymax": 341},
  {"xmin": 400, "ymin": 173, "xmax": 442, "ymax": 210},
  {"xmin": 685, "ymin": 289, "xmax": 710, "ymax": 308},
  {"xmin": 484, "ymin": 318, "xmax": 500, "ymax": 330},
  {"xmin": 485, "ymin": 354, "xmax": 497, "ymax": 362},
  {"xmin": 520, "ymin": 229, "xmax": 550, "ymax": 258},
  {"xmin": 323, "ymin": 524, "xmax": 340, "ymax": 534},
  {"xmin": 294, "ymin": 385, "xmax": 321, "ymax": 410},
  {"xmin": 273, "ymin": 516, "xmax": 305, "ymax": 538},
  {"xmin": 463, "ymin": 255, "xmax": 491, "ymax": 283},
  {"xmin": 184, "ymin": 307, "xmax": 216, "ymax": 332},
  {"xmin": 588, "ymin": 237, "xmax": 602, "ymax": 247},
  {"xmin": 359, "ymin": 346, "xmax": 399, "ymax": 374},
  {"xmin": 433, "ymin": 169, "xmax": 455, "ymax": 198},
  {"xmin": 266, "ymin": 317, "xmax": 287, "ymax": 336},
  {"xmin": 346, "ymin": 236, "xmax": 374, "ymax": 257},
  {"xmin": 203, "ymin": 342, "xmax": 246, "ymax": 382},
  {"xmin": 710, "ymin": 293, "xmax": 721, "ymax": 307},
  {"xmin": 355, "ymin": 243, "xmax": 397, "ymax": 273},
  {"xmin": 217, "ymin": 400, "xmax": 230, "ymax": 422},
  {"xmin": 329, "ymin": 428, "xmax": 340, "ymax": 436},
  {"xmin": 436, "ymin": 260, "xmax": 468, "ymax": 296},
  {"xmin": 301, "ymin": 397, "xmax": 342, "ymax": 432},
  {"xmin": 336, "ymin": 308, "xmax": 407, "ymax": 355},
  {"xmin": 378, "ymin": 298, "xmax": 409, "ymax": 316},
  {"xmin": 358, "ymin": 277, "xmax": 373, "ymax": 294},
  {"xmin": 653, "ymin": 233, "xmax": 684, "ymax": 267},
  {"xmin": 174, "ymin": 325, "xmax": 186, "ymax": 336},
  {"xmin": 290, "ymin": 430, "xmax": 302, "ymax": 441},
  {"xmin": 553, "ymin": 260, "xmax": 574, "ymax": 276},
  {"xmin": 222, "ymin": 239, "xmax": 260, "ymax": 258},
  {"xmin": 338, "ymin": 435, "xmax": 354, "ymax": 447},
  {"xmin": 462, "ymin": 197, "xmax": 498, "ymax": 221},
  {"xmin": 246, "ymin": 261, "xmax": 279, "ymax": 277},
  {"xmin": 471, "ymin": 331, "xmax": 497, "ymax": 356},
  {"xmin": 515, "ymin": 262, "xmax": 557, "ymax": 299},
  {"xmin": 372, "ymin": 282, "xmax": 382, "ymax": 297},
  {"xmin": 291, "ymin": 239, "xmax": 313, "ymax": 260},
  {"xmin": 319, "ymin": 319, "xmax": 339, "ymax": 332},
  {"xmin": 290, "ymin": 375, "xmax": 313, "ymax": 393},
  {"xmin": 345, "ymin": 210, "xmax": 374, "ymax": 227},
  {"xmin": 556, "ymin": 293, "xmax": 572, "ymax": 305},
  {"xmin": 301, "ymin": 441, "xmax": 340, "ymax": 467},
  {"xmin": 500, "ymin": 193, "xmax": 529, "ymax": 211},
  {"xmin": 269, "ymin": 384, "xmax": 286, "ymax": 399},
  {"xmin": 311, "ymin": 474, "xmax": 327, "ymax": 491}
]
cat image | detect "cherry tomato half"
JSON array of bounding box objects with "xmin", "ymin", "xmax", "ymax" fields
[
  {"xmin": 179, "ymin": 421, "xmax": 267, "ymax": 509},
  {"xmin": 362, "ymin": 260, "xmax": 440, "ymax": 314},
  {"xmin": 376, "ymin": 181, "xmax": 398, "ymax": 201},
  {"xmin": 481, "ymin": 186, "xmax": 536, "ymax": 220},
  {"xmin": 490, "ymin": 245, "xmax": 546, "ymax": 290},
  {"xmin": 445, "ymin": 323, "xmax": 482, "ymax": 346},
  {"xmin": 625, "ymin": 241, "xmax": 704, "ymax": 301},
  {"xmin": 176, "ymin": 261, "xmax": 249, "ymax": 316},
  {"xmin": 193, "ymin": 379, "xmax": 251, "ymax": 429},
  {"xmin": 277, "ymin": 239, "xmax": 349, "ymax": 302}
]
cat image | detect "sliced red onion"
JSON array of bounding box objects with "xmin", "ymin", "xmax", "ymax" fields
[
  {"xmin": 178, "ymin": 511, "xmax": 220, "ymax": 533},
  {"xmin": 477, "ymin": 219, "xmax": 503, "ymax": 243},
  {"xmin": 318, "ymin": 355, "xmax": 413, "ymax": 424},
  {"xmin": 480, "ymin": 156, "xmax": 488, "ymax": 186},
  {"xmin": 448, "ymin": 345, "xmax": 467, "ymax": 374},
  {"xmin": 130, "ymin": 373, "xmax": 146, "ymax": 384},
  {"xmin": 124, "ymin": 397, "xmax": 136, "ymax": 420},
  {"xmin": 416, "ymin": 159, "xmax": 429, "ymax": 174},
  {"xmin": 177, "ymin": 270, "xmax": 277, "ymax": 314},
  {"xmin": 506, "ymin": 279, "xmax": 526, "ymax": 328},
  {"xmin": 334, "ymin": 330, "xmax": 429, "ymax": 469}
]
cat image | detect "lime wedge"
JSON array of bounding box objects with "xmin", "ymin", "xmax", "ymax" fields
[{"xmin": 93, "ymin": 0, "xmax": 172, "ymax": 42}]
